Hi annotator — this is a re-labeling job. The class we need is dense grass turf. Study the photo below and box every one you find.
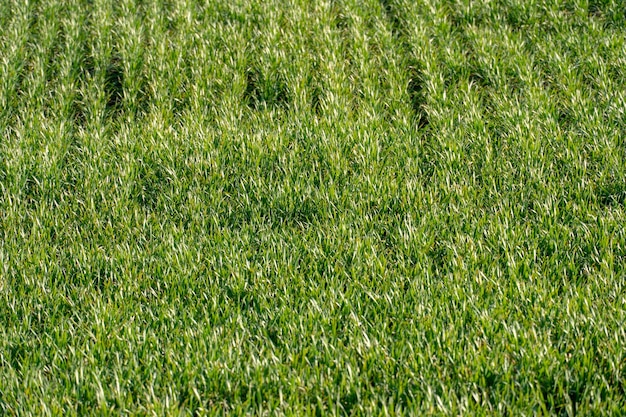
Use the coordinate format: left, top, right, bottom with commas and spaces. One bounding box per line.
1, 0, 626, 414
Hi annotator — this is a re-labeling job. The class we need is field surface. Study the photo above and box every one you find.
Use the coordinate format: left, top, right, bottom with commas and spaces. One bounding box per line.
1, 0, 626, 415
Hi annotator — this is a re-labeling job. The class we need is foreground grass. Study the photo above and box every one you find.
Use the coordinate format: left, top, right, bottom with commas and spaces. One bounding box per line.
1, 0, 625, 414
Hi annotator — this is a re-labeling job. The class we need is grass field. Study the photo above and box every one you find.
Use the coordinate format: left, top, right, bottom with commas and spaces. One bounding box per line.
1, 0, 625, 414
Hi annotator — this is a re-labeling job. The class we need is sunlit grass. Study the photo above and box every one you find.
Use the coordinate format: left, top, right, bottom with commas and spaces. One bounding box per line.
1, 0, 625, 414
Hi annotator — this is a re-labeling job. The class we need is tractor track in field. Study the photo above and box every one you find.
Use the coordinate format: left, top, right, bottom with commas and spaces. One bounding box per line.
378, 0, 429, 129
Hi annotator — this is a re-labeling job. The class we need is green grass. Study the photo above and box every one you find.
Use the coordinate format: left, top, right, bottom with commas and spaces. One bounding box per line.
1, 0, 625, 414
